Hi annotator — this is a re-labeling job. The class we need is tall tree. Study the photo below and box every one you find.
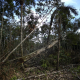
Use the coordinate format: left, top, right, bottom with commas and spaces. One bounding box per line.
47, 0, 61, 44
0, 0, 4, 58
20, 0, 24, 67
50, 3, 78, 70
1, 1, 4, 45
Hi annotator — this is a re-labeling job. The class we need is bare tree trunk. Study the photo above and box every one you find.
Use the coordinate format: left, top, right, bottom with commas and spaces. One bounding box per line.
21, 4, 24, 67
0, 3, 4, 62
56, 17, 61, 70
23, 6, 24, 38
21, 5, 23, 57
0, 4, 4, 45
57, 32, 60, 70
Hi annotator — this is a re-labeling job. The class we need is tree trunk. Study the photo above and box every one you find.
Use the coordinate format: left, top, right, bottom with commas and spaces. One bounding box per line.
57, 33, 60, 70
47, 25, 51, 44
0, 4, 4, 45
56, 17, 61, 70
9, 25, 12, 42
21, 4, 23, 67
0, 3, 4, 62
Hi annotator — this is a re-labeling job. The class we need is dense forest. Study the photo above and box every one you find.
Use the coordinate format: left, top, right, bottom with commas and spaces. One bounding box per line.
0, 0, 80, 80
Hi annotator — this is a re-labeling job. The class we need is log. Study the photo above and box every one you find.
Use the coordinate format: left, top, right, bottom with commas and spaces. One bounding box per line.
8, 40, 58, 62
24, 40, 58, 61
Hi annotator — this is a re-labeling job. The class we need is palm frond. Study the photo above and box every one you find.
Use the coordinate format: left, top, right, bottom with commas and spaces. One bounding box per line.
67, 6, 78, 15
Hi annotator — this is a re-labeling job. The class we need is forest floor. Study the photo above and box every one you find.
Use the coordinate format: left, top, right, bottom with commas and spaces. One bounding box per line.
1, 50, 80, 80
1, 63, 80, 80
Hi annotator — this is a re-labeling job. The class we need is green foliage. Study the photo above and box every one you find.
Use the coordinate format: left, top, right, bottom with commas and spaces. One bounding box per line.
23, 78, 25, 80
0, 0, 79, 68
40, 59, 48, 69
6, 0, 13, 4
59, 50, 71, 65
66, 32, 79, 45
41, 63, 47, 69
50, 2, 78, 33
49, 54, 57, 65
70, 65, 80, 73
40, 54, 57, 69
10, 76, 17, 80
75, 66, 80, 72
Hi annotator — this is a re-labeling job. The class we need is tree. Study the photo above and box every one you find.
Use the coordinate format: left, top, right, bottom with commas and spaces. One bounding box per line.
0, 0, 4, 57
50, 3, 78, 70
20, 0, 24, 67
0, 0, 37, 63
47, 0, 61, 44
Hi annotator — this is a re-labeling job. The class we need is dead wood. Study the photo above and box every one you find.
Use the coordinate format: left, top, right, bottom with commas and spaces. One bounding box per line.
8, 40, 58, 63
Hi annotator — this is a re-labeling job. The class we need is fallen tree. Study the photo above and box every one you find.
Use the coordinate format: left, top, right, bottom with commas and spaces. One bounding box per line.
0, 6, 55, 63
8, 40, 58, 62
24, 40, 58, 61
